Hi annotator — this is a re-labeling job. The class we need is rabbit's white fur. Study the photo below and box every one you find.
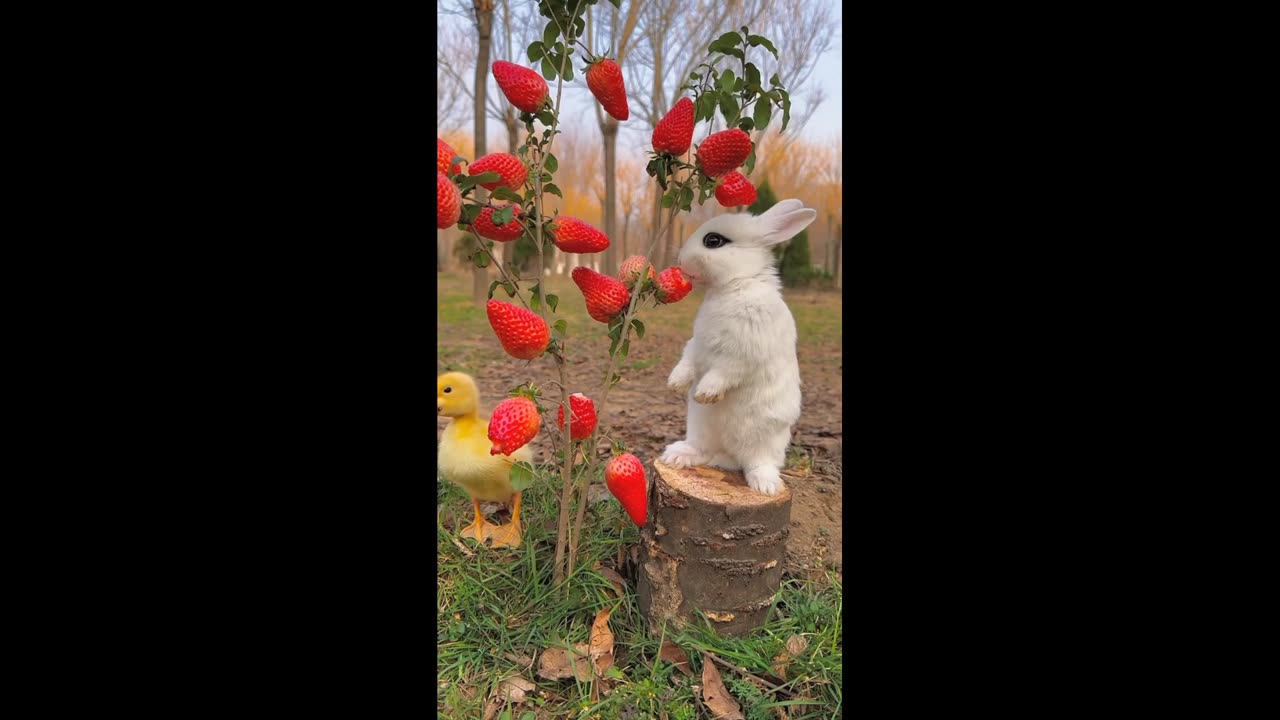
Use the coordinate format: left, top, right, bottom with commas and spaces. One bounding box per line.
660, 199, 818, 495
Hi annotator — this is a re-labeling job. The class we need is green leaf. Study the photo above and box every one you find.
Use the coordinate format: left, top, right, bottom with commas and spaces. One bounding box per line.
460, 204, 483, 224
536, 109, 555, 126
493, 206, 515, 225
463, 171, 501, 189
544, 153, 558, 173
620, 338, 630, 359
770, 72, 781, 86
553, 319, 567, 336
737, 117, 754, 132
747, 34, 779, 59
544, 20, 558, 47
491, 186, 523, 202
473, 251, 490, 269
744, 63, 761, 89
718, 69, 736, 92
530, 294, 541, 312
543, 183, 563, 198
696, 92, 718, 123
744, 143, 758, 175
488, 280, 502, 299
708, 31, 742, 54
690, 71, 701, 80
631, 318, 645, 339
527, 41, 545, 62
503, 281, 517, 297
546, 294, 559, 312
753, 98, 772, 130
679, 185, 694, 211
779, 89, 792, 131
541, 57, 556, 80
607, 0, 620, 7
661, 191, 675, 208
719, 91, 739, 125
563, 62, 573, 82
509, 461, 536, 491
724, 47, 744, 60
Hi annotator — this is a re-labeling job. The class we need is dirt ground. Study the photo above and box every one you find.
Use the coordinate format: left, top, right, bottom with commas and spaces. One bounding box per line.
437, 279, 842, 577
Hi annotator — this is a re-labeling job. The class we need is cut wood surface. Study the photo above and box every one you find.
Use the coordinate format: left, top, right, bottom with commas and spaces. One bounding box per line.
636, 461, 793, 636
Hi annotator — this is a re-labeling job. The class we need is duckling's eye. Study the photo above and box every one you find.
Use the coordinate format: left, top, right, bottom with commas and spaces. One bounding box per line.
703, 233, 731, 249
444, 387, 452, 394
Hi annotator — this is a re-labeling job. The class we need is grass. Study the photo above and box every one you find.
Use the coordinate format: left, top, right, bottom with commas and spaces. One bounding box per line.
437, 472, 842, 719
438, 269, 843, 718
435, 271, 842, 370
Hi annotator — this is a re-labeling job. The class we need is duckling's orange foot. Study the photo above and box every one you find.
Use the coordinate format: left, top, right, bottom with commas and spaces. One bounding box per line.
458, 519, 500, 544
486, 520, 523, 548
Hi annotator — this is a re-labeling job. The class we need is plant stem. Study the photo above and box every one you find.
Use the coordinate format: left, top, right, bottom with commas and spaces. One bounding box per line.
539, 2, 582, 588
565, 202, 681, 572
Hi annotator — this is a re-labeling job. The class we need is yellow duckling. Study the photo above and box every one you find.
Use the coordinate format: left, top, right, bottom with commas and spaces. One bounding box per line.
437, 372, 531, 548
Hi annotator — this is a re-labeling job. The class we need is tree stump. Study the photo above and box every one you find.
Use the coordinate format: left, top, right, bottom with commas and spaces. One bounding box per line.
636, 460, 792, 636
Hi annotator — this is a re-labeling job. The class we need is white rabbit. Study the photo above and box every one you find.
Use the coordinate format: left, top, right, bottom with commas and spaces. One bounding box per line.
660, 199, 818, 495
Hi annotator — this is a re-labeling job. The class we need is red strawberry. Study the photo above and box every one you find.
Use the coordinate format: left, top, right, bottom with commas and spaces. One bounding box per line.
586, 58, 629, 121
617, 255, 655, 289
492, 60, 549, 113
469, 153, 528, 192
438, 138, 463, 175
473, 204, 524, 242
714, 171, 757, 207
555, 393, 598, 441
572, 266, 630, 323
486, 299, 550, 360
437, 173, 461, 229
655, 267, 692, 304
551, 217, 610, 253
652, 98, 694, 155
488, 397, 540, 456
696, 128, 752, 177
605, 453, 647, 527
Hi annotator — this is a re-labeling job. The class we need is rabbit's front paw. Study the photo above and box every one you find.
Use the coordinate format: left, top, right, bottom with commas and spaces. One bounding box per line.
746, 466, 787, 496
668, 364, 696, 395
693, 375, 727, 404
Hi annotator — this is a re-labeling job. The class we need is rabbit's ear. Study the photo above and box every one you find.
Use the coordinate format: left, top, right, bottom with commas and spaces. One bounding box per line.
757, 198, 805, 218
759, 201, 818, 246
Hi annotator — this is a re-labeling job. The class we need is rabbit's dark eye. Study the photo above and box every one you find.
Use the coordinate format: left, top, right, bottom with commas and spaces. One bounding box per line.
444, 387, 452, 394
703, 233, 731, 249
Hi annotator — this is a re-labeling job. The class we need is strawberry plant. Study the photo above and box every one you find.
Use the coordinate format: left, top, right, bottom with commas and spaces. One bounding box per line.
438, 1, 792, 586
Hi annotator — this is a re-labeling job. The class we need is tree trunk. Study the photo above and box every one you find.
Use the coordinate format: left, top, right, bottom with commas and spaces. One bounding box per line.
472, 0, 494, 306
600, 117, 619, 276
636, 461, 792, 637
438, 229, 450, 272
651, 191, 666, 268
621, 213, 631, 258
834, 221, 842, 289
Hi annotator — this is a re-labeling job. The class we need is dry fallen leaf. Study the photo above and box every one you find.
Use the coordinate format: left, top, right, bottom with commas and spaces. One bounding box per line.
659, 640, 693, 676
597, 567, 627, 598
771, 634, 810, 680
589, 608, 615, 675
537, 646, 593, 682
700, 653, 744, 720
496, 675, 535, 703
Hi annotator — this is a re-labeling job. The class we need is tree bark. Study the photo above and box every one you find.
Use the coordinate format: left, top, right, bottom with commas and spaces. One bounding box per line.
472, 0, 494, 306
834, 221, 842, 289
600, 117, 619, 276
636, 461, 792, 637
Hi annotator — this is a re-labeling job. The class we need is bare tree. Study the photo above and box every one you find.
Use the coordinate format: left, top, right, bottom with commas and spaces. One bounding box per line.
583, 1, 642, 277
470, 0, 495, 305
